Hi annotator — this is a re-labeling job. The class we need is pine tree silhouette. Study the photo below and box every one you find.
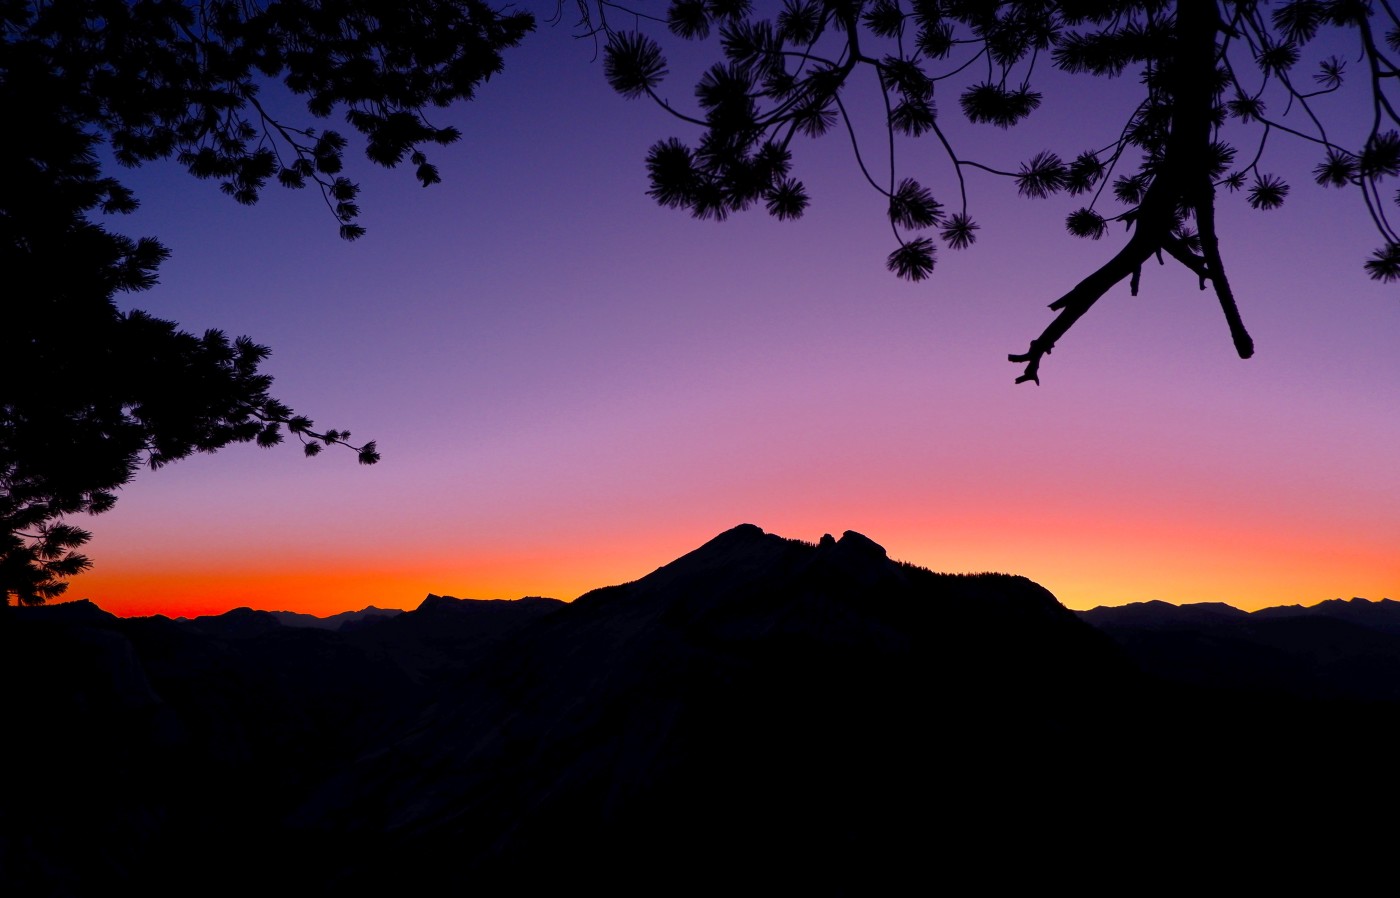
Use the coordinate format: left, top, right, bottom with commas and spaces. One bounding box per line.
1, 0, 533, 603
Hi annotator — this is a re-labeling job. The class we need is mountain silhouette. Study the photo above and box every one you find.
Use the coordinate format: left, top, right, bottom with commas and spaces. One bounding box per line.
1253, 596, 1400, 633
1079, 596, 1400, 703
269, 605, 402, 631
287, 525, 1151, 890
4, 526, 1396, 894
338, 593, 564, 682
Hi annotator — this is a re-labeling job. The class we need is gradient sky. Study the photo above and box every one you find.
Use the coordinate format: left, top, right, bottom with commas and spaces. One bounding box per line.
70, 8, 1399, 617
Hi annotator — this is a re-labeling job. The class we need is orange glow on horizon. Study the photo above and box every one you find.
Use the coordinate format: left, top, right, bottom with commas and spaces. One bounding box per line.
68, 512, 1396, 619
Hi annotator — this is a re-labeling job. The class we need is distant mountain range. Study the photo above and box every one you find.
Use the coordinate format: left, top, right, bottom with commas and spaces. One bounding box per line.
3, 525, 1395, 893
1076, 596, 1400, 704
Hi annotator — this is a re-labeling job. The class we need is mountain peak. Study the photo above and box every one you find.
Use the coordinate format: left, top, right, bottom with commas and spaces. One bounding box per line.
709, 522, 769, 545
834, 529, 887, 559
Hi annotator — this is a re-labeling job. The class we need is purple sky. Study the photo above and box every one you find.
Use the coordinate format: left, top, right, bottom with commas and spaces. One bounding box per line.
76, 9, 1398, 617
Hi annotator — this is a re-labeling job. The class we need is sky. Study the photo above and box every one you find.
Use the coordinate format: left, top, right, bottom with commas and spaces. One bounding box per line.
69, 7, 1399, 618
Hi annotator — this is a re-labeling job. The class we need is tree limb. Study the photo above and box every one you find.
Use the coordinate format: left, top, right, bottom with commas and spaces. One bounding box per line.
1012, 1, 1252, 381
1193, 174, 1255, 358
1008, 223, 1160, 384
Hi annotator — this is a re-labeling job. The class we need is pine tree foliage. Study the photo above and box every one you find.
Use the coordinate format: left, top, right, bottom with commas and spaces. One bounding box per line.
6, 0, 532, 236
586, 0, 1400, 383
1, 0, 531, 604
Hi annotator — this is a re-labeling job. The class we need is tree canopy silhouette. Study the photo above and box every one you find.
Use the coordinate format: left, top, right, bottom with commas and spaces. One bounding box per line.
1, 0, 533, 605
593, 0, 1399, 382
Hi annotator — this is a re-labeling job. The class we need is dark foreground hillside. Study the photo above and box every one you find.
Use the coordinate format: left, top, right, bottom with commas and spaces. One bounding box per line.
3, 526, 1396, 894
